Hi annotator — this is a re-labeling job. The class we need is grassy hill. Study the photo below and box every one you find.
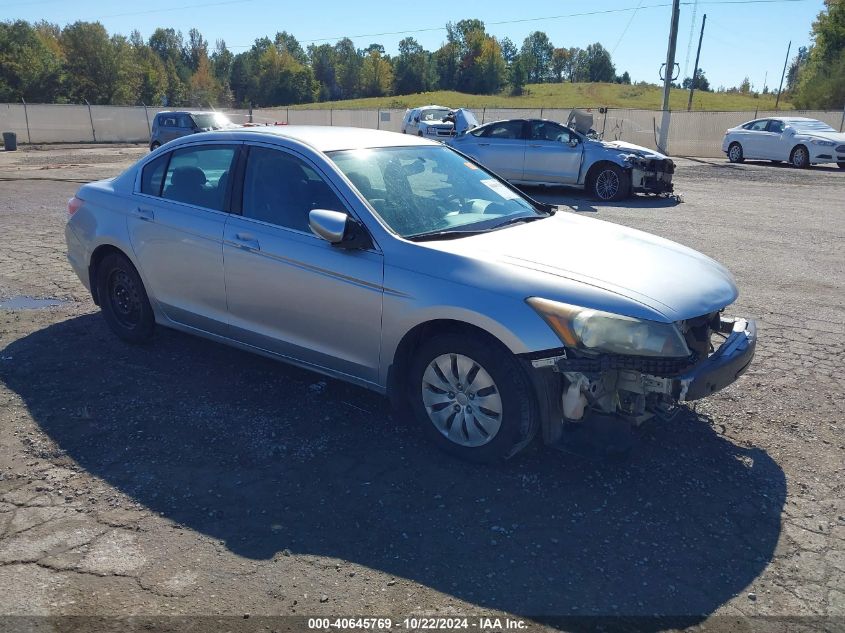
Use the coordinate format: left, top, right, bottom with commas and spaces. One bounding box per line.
293, 82, 791, 111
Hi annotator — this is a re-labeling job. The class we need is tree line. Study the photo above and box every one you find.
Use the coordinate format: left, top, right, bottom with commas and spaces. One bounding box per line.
0, 18, 632, 107
786, 0, 844, 110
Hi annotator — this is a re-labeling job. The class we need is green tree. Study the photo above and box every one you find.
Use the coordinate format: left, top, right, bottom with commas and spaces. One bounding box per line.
61, 22, 127, 103
786, 45, 809, 91
254, 45, 315, 106
520, 31, 554, 82
360, 49, 393, 97
334, 37, 361, 99
794, 0, 845, 109
551, 47, 570, 82
0, 20, 64, 102
393, 37, 430, 94
583, 42, 615, 82
500, 36, 518, 65
682, 69, 710, 91
509, 54, 527, 96
274, 31, 307, 65
308, 43, 339, 101
183, 28, 208, 73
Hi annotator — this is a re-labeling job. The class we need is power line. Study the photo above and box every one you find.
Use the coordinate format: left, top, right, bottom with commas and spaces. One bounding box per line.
612, 0, 647, 54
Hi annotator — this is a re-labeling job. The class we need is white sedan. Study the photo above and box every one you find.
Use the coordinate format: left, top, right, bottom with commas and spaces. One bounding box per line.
722, 117, 845, 169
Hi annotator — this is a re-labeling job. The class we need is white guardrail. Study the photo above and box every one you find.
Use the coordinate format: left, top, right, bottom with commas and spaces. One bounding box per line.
1, 102, 842, 158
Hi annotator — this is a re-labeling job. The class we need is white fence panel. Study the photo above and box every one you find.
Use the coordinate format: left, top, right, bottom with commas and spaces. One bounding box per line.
2, 103, 842, 157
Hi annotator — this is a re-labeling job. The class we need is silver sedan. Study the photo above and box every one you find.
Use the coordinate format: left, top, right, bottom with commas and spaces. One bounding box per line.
447, 118, 675, 201
65, 127, 755, 462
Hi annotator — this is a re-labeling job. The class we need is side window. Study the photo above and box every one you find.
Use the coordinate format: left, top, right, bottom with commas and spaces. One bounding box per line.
767, 120, 784, 134
749, 120, 769, 131
177, 114, 193, 129
140, 153, 169, 196
530, 121, 570, 142
162, 116, 177, 128
242, 147, 346, 232
161, 145, 237, 211
484, 121, 525, 140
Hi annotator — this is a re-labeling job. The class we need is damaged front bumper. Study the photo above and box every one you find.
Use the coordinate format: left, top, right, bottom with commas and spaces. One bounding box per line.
629, 157, 675, 194
522, 315, 757, 446
673, 317, 757, 401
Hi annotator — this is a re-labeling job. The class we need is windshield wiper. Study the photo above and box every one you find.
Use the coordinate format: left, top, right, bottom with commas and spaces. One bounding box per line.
489, 215, 549, 230
407, 228, 490, 242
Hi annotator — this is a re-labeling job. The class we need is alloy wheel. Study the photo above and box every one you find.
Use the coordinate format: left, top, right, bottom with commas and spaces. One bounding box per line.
595, 169, 620, 200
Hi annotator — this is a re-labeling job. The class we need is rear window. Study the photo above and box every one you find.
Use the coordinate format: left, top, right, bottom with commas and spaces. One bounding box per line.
159, 145, 238, 211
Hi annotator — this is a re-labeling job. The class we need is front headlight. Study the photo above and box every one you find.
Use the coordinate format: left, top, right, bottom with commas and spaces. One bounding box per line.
527, 297, 690, 358
810, 139, 835, 146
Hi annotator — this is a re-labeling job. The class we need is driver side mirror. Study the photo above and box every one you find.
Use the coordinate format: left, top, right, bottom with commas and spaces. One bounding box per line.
309, 209, 372, 250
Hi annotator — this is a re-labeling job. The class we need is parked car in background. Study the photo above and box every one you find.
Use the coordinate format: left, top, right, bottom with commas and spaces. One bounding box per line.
723, 117, 845, 169
448, 117, 675, 200
66, 126, 755, 463
401, 105, 455, 137
150, 111, 238, 151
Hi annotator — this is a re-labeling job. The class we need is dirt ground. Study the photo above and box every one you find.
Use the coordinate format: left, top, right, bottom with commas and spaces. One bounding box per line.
0, 144, 843, 632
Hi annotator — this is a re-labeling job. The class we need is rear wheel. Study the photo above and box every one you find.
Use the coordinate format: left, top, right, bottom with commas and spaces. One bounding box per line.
838, 161, 845, 170
727, 142, 744, 163
790, 145, 810, 169
408, 333, 536, 463
96, 253, 155, 344
150, 141, 161, 151
588, 163, 630, 201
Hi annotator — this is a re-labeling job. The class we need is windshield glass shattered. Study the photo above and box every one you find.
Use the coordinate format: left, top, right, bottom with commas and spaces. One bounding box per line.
419, 109, 449, 122
329, 145, 543, 239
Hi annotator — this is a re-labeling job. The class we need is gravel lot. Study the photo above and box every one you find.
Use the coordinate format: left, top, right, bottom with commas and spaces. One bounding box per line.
0, 144, 843, 632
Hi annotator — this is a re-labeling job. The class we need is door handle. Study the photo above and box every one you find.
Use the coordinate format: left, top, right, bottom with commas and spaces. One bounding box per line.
477, 143, 490, 147
233, 232, 260, 251
135, 207, 155, 222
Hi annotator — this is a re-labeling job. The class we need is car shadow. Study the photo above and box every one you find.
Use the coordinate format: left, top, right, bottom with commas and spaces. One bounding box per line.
683, 156, 843, 173
0, 314, 785, 627
521, 185, 683, 213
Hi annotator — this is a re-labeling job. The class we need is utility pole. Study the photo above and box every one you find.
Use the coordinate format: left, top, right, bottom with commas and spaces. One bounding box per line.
686, 14, 707, 111
775, 40, 791, 110
658, 0, 681, 152
661, 0, 681, 112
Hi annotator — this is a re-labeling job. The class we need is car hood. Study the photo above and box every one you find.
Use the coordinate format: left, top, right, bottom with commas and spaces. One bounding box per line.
589, 138, 668, 160
793, 129, 845, 143
429, 213, 737, 322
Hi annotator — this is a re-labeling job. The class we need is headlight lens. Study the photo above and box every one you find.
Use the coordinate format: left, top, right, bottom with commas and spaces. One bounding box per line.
527, 297, 690, 357
811, 139, 835, 146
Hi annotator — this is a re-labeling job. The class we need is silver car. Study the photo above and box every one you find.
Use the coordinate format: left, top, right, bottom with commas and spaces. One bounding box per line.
447, 118, 675, 200
65, 127, 756, 462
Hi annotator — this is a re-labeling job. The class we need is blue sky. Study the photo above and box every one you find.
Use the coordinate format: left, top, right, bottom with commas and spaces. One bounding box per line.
2, 0, 824, 90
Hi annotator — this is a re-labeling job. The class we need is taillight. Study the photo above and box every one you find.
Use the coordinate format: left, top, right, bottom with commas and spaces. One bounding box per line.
67, 195, 83, 218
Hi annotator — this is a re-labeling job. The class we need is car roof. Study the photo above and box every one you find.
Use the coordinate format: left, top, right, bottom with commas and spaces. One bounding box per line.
183, 125, 442, 152
156, 110, 225, 116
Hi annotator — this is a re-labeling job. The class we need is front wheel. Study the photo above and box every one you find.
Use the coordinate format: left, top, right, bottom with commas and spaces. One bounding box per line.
150, 141, 161, 151
588, 163, 630, 201
790, 145, 810, 169
96, 253, 155, 344
408, 333, 536, 463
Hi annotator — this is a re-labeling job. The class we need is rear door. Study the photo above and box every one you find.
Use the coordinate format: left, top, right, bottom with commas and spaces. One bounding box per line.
128, 142, 238, 335
740, 119, 770, 158
522, 120, 582, 184
222, 143, 384, 384
467, 120, 527, 181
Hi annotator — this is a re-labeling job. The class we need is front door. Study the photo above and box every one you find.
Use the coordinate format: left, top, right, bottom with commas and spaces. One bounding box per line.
522, 120, 582, 184
223, 144, 384, 384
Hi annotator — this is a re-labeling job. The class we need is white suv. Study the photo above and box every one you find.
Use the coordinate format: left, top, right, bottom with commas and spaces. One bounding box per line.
401, 105, 454, 137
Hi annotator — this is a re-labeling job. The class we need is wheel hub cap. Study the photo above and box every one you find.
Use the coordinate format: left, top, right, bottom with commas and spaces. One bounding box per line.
421, 353, 502, 448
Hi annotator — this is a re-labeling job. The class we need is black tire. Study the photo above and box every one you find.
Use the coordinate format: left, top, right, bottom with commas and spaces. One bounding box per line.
587, 163, 631, 201
727, 142, 744, 163
790, 145, 809, 169
407, 332, 536, 463
418, 131, 423, 137
837, 161, 845, 170
96, 253, 155, 344
150, 141, 161, 151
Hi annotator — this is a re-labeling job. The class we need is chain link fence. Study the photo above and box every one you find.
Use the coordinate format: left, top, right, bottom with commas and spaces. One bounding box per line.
2, 102, 843, 158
